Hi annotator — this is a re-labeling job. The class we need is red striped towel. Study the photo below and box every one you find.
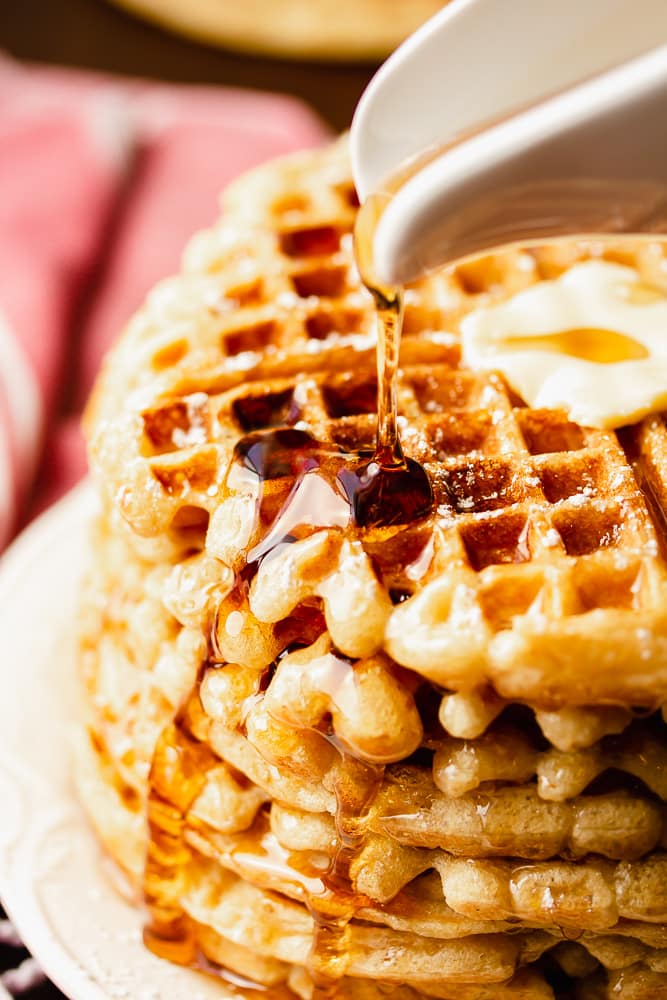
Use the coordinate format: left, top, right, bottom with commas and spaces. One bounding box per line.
0, 55, 329, 548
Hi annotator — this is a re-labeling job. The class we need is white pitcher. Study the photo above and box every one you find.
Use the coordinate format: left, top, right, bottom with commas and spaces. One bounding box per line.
351, 0, 667, 285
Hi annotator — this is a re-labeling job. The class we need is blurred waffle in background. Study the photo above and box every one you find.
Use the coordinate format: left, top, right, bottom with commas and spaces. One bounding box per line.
105, 0, 449, 60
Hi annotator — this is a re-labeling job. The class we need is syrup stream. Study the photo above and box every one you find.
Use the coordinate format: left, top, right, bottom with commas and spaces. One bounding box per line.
374, 287, 405, 467
354, 190, 406, 468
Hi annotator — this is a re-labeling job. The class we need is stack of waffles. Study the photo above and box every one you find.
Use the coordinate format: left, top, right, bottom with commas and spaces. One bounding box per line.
78, 139, 667, 999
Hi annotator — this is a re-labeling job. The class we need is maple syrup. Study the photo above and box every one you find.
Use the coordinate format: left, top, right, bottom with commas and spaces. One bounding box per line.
306, 751, 385, 997
230, 422, 432, 570
143, 722, 216, 968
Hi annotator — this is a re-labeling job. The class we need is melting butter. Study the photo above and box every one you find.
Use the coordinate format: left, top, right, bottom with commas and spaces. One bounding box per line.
497, 327, 649, 364
461, 260, 667, 428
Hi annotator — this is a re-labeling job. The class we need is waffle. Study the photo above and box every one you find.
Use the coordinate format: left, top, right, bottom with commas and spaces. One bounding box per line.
79, 139, 667, 999
430, 721, 667, 800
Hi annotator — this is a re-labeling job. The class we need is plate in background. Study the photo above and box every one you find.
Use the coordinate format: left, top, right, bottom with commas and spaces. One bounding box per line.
106, 0, 447, 60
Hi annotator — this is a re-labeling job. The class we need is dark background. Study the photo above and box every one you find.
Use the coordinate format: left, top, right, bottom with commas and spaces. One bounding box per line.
0, 0, 378, 131
0, 3, 376, 996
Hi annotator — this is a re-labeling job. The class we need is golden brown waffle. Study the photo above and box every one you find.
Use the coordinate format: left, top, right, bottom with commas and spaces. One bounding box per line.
72, 713, 667, 998
80, 139, 667, 999
186, 813, 667, 933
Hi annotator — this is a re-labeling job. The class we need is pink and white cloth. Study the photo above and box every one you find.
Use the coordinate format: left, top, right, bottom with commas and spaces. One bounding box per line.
0, 55, 329, 551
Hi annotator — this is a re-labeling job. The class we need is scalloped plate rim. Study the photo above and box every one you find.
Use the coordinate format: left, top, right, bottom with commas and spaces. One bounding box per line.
0, 483, 228, 1000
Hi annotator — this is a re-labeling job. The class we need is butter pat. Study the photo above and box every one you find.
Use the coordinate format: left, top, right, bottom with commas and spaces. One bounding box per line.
461, 260, 667, 428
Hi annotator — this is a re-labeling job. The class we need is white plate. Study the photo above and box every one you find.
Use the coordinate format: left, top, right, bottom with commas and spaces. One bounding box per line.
0, 483, 228, 1000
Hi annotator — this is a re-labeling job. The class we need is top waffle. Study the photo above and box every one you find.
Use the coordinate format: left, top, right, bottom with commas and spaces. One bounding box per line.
86, 138, 667, 711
